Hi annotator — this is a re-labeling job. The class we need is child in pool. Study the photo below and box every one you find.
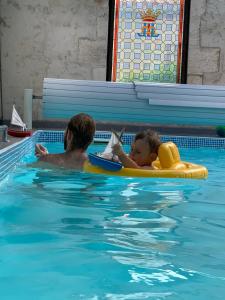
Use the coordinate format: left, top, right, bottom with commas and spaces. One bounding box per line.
112, 129, 161, 169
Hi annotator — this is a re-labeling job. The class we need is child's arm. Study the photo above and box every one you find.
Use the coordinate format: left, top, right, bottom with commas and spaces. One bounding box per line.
35, 144, 48, 157
112, 144, 139, 168
35, 144, 62, 165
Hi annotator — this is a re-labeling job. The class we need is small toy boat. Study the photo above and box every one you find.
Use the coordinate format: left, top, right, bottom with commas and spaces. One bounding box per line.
87, 129, 124, 171
7, 128, 32, 137
88, 153, 122, 171
7, 105, 32, 138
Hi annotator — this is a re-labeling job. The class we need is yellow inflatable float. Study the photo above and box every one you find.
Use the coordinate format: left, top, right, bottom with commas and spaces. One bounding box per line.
84, 142, 208, 179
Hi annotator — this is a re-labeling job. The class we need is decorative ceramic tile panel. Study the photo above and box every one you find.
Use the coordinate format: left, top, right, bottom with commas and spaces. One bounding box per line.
112, 0, 185, 83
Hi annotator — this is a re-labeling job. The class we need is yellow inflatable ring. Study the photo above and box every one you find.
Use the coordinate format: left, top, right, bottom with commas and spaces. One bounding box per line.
84, 142, 208, 179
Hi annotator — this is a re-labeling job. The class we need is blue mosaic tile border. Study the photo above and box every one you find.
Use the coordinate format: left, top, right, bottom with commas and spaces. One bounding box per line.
37, 130, 64, 143
0, 130, 225, 182
36, 130, 225, 149
0, 134, 36, 182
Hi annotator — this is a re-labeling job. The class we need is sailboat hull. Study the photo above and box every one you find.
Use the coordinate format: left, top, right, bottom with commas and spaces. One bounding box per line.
8, 128, 32, 137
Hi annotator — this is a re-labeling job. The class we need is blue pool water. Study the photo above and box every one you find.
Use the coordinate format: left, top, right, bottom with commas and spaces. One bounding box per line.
0, 143, 225, 300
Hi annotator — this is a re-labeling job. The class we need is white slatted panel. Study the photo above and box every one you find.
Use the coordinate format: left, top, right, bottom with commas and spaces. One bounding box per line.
42, 78, 225, 126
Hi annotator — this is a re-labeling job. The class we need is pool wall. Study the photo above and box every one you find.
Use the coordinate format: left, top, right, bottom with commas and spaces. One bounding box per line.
0, 134, 36, 182
0, 130, 225, 182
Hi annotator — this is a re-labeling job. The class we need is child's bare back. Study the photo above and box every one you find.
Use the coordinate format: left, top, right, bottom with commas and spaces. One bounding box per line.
35, 113, 95, 170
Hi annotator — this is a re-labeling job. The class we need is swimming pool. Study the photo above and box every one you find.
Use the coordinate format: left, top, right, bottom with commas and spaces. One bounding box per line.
0, 131, 225, 299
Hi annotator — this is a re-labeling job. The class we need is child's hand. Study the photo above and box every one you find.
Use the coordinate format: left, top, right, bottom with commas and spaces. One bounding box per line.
112, 143, 124, 156
35, 144, 48, 157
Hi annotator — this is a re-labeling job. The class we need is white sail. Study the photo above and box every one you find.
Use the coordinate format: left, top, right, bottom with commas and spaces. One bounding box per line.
101, 132, 120, 157
11, 105, 26, 130
98, 130, 124, 160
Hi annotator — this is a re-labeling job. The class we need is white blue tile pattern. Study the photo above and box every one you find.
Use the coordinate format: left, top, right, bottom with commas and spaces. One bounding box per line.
0, 130, 225, 182
36, 130, 225, 148
37, 130, 65, 143
0, 134, 36, 182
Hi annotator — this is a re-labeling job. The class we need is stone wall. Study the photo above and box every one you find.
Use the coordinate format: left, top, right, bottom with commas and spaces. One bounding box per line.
1, 0, 225, 122
0, 0, 108, 120
187, 0, 225, 85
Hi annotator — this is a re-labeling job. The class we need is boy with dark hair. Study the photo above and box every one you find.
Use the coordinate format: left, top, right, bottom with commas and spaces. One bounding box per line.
35, 113, 95, 170
64, 113, 96, 151
112, 129, 161, 169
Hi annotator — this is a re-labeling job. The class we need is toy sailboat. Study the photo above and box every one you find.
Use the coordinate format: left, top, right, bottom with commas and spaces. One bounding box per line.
98, 130, 124, 160
8, 105, 32, 137
88, 129, 124, 171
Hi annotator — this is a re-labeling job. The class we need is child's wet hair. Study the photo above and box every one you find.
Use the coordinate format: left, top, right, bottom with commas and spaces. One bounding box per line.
65, 113, 96, 150
134, 129, 161, 154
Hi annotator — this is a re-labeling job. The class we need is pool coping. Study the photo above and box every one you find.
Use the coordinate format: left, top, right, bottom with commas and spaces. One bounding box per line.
0, 130, 225, 182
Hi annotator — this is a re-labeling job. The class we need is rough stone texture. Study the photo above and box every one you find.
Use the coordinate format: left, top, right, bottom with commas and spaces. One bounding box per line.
78, 39, 107, 64
188, 16, 201, 48
93, 67, 106, 80
188, 0, 206, 47
200, 0, 225, 48
1, 0, 225, 122
188, 0, 225, 85
187, 74, 203, 85
0, 0, 108, 120
188, 47, 220, 73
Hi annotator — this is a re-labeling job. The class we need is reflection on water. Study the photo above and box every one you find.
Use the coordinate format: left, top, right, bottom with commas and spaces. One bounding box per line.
105, 291, 173, 299
1, 146, 225, 299
7, 165, 193, 288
